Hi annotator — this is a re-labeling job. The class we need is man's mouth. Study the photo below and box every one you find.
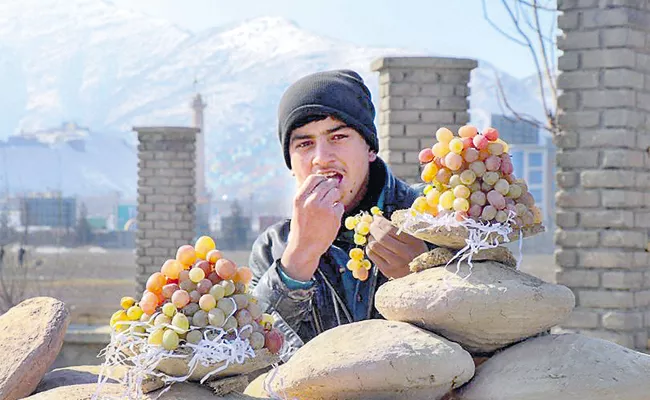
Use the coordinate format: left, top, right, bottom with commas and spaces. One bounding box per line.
320, 171, 344, 184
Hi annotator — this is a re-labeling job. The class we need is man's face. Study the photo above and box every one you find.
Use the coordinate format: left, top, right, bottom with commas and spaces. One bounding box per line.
289, 116, 377, 211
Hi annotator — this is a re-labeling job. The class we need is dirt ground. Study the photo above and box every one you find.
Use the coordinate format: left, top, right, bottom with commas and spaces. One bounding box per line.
4, 246, 555, 324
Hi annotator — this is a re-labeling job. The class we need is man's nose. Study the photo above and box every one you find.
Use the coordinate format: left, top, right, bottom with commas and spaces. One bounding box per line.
312, 141, 335, 166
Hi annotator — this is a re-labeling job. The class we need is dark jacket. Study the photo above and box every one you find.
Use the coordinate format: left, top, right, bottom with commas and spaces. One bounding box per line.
248, 158, 423, 356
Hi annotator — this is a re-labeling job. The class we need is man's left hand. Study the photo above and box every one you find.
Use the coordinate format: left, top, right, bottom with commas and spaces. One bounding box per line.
366, 215, 428, 279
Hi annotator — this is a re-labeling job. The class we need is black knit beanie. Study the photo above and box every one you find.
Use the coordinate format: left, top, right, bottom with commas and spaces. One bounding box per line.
277, 69, 378, 169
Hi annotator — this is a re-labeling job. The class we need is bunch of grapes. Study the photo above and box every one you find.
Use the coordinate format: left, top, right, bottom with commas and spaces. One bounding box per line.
343, 206, 382, 281
412, 125, 543, 229
109, 236, 284, 355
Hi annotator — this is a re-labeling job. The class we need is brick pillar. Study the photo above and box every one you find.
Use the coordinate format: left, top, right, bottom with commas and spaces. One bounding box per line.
134, 126, 198, 294
555, 0, 650, 351
371, 57, 477, 183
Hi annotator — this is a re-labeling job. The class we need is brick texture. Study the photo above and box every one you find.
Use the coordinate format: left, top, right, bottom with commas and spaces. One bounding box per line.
372, 57, 477, 183
134, 127, 198, 294
555, 1, 650, 352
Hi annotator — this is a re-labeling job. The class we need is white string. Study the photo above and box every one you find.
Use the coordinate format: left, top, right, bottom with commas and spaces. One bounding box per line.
92, 316, 257, 400
400, 210, 516, 278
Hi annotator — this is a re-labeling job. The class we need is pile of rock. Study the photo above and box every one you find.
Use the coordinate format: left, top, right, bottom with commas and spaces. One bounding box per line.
256, 244, 650, 399
0, 297, 262, 400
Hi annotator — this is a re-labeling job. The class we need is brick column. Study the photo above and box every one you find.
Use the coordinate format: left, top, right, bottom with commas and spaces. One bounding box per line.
134, 126, 198, 294
371, 57, 477, 183
555, 0, 650, 351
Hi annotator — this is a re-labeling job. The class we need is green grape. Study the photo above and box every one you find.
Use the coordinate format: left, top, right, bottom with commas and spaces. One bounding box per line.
208, 308, 226, 327
162, 329, 180, 351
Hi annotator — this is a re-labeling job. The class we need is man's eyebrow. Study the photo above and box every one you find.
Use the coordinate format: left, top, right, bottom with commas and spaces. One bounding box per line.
290, 124, 349, 144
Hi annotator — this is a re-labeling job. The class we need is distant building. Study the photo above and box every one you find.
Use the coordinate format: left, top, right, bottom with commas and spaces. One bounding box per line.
116, 204, 137, 231
20, 194, 76, 228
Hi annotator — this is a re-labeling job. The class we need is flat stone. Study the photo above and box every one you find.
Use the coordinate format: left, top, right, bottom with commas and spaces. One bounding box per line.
270, 319, 475, 400
391, 209, 545, 249
206, 375, 249, 396
0, 297, 70, 400
25, 382, 259, 399
33, 365, 163, 394
155, 347, 279, 382
457, 333, 650, 400
375, 261, 575, 354
243, 372, 269, 398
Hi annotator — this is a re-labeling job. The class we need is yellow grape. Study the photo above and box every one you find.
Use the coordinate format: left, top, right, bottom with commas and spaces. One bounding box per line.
425, 204, 439, 216
172, 313, 190, 332
426, 188, 440, 207
453, 198, 470, 212
439, 191, 455, 210
420, 162, 439, 183
448, 138, 464, 154
459, 170, 476, 185
349, 248, 364, 261
412, 196, 428, 213
189, 268, 205, 283
260, 313, 274, 330
453, 185, 470, 199
355, 221, 370, 235
360, 214, 373, 224
194, 236, 216, 260
148, 328, 164, 346
162, 303, 177, 318
361, 259, 372, 270
432, 142, 450, 158
423, 185, 433, 195
436, 127, 454, 143
120, 297, 136, 310
344, 216, 358, 230
154, 314, 171, 327
126, 305, 144, 321
347, 259, 362, 271
110, 310, 128, 328
371, 206, 382, 215
354, 234, 367, 246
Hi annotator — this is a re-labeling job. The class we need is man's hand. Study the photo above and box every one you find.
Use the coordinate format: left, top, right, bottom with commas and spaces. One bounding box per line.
366, 215, 428, 279
281, 175, 344, 281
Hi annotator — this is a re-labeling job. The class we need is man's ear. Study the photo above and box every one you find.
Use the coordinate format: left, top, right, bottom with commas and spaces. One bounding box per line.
368, 150, 377, 162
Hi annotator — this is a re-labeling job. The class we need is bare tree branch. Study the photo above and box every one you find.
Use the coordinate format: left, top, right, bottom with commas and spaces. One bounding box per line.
532, 0, 559, 125
493, 70, 548, 131
517, 0, 557, 11
484, 0, 559, 135
482, 0, 528, 47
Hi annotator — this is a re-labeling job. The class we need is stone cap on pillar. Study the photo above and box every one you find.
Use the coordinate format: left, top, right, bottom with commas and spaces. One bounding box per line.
371, 56, 478, 71
133, 126, 200, 135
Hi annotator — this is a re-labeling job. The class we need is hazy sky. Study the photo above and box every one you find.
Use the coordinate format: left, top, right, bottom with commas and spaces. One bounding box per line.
110, 0, 558, 79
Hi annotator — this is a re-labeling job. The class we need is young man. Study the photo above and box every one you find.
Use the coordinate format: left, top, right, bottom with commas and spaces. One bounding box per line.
249, 69, 429, 354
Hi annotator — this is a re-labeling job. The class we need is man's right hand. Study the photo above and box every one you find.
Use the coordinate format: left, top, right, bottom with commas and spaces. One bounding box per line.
281, 174, 344, 282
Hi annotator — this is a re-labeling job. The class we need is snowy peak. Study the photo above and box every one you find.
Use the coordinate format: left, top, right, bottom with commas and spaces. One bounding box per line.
0, 1, 546, 200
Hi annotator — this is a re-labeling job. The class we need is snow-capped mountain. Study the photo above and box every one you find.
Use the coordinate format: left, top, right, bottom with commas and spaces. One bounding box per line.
0, 0, 547, 201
